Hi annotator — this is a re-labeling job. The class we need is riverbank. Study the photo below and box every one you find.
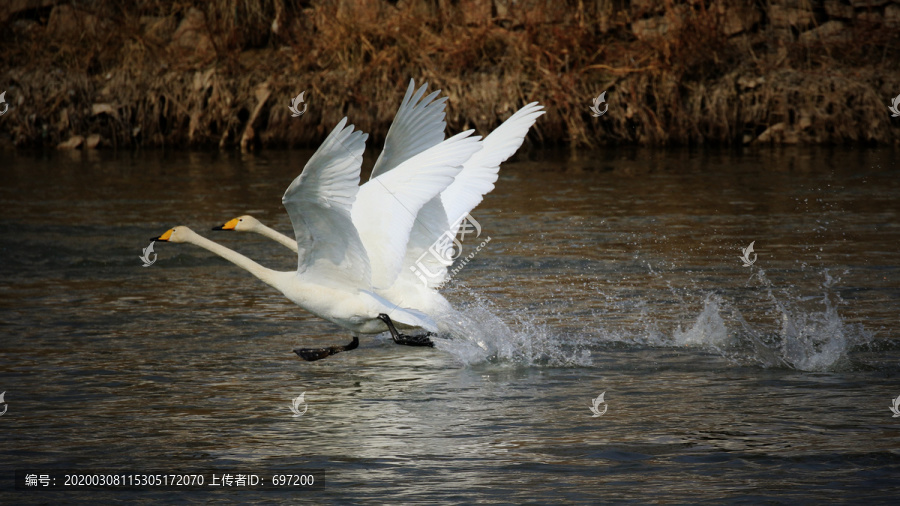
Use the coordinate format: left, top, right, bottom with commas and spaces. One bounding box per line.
2, 0, 899, 149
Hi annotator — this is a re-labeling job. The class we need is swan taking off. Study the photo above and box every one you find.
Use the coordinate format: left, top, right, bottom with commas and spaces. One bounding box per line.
215, 80, 545, 326
160, 80, 543, 361
155, 113, 482, 360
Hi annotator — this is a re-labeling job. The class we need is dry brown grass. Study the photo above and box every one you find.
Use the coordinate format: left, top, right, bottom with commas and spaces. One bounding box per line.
1, 0, 899, 149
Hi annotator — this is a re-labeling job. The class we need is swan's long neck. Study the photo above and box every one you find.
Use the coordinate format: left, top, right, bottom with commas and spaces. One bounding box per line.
252, 223, 298, 253
184, 231, 282, 288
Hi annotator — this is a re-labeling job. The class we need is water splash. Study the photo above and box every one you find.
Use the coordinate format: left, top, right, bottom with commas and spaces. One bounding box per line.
434, 285, 593, 367
733, 268, 873, 371
664, 269, 873, 371
673, 293, 731, 348
578, 258, 873, 372
420, 257, 871, 372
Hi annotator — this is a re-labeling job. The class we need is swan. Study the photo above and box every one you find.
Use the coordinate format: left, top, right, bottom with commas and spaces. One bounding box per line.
215, 81, 545, 319
155, 116, 482, 360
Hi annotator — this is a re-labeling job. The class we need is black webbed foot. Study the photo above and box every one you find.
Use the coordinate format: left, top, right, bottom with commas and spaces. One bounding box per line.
392, 332, 435, 347
377, 313, 435, 348
293, 336, 359, 361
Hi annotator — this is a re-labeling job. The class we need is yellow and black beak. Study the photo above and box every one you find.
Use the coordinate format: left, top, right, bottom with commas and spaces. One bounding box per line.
212, 218, 239, 231
154, 229, 174, 242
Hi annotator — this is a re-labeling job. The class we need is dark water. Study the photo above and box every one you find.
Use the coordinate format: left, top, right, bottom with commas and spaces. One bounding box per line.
1, 147, 899, 503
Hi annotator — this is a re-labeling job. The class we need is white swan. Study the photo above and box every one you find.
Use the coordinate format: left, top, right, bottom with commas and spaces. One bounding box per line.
156, 115, 482, 360
216, 81, 545, 319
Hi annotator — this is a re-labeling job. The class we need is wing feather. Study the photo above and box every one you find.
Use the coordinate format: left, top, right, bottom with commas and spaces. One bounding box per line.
282, 118, 372, 287
353, 130, 482, 289
442, 102, 544, 229
370, 79, 448, 179
399, 103, 544, 288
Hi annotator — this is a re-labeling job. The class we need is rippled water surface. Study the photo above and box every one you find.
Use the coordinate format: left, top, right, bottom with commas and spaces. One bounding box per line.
2, 147, 899, 502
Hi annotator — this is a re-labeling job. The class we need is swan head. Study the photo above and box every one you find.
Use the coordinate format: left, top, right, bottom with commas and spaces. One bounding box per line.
212, 215, 260, 232
154, 226, 194, 243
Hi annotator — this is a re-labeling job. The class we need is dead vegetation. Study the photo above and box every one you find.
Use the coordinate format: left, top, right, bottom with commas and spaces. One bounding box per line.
1, 0, 899, 149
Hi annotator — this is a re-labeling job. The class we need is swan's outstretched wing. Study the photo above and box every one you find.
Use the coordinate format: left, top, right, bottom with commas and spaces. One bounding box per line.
370, 79, 448, 180
442, 102, 544, 230
353, 130, 482, 289
282, 118, 372, 288
401, 103, 544, 289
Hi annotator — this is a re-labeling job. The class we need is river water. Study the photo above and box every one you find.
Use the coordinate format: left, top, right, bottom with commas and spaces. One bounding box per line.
1, 147, 899, 502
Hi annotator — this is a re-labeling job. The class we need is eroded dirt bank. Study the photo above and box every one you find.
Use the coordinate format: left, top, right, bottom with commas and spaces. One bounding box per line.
1, 0, 899, 150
